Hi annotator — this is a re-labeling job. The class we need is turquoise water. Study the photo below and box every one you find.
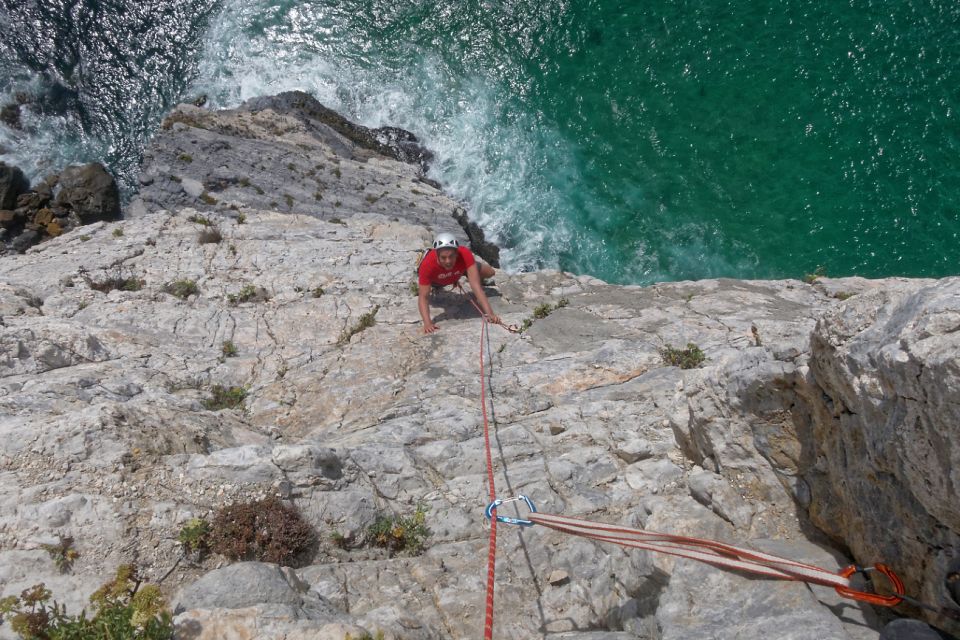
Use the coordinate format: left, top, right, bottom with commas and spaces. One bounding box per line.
2, 0, 959, 283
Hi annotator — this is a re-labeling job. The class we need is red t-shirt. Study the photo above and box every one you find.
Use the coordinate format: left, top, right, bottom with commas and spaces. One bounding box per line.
418, 246, 476, 286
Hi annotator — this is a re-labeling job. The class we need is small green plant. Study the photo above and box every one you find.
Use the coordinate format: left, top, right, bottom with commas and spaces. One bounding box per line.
177, 153, 193, 163
520, 298, 569, 331
112, 227, 124, 238
202, 385, 247, 411
221, 340, 238, 357
311, 286, 324, 298
79, 234, 91, 242
286, 162, 296, 171
199, 192, 218, 206
197, 227, 222, 244
178, 518, 211, 554
833, 291, 854, 300
330, 532, 350, 550
345, 631, 385, 640
208, 497, 316, 565
313, 191, 323, 201
334, 200, 342, 207
408, 281, 419, 296
187, 214, 212, 226
366, 505, 430, 555
227, 284, 267, 305
661, 342, 707, 369
169, 175, 182, 183
329, 217, 344, 225
803, 265, 827, 284
0, 565, 173, 639
89, 275, 144, 293
236, 213, 246, 224
337, 305, 380, 346
41, 536, 79, 573
228, 244, 237, 255
163, 279, 199, 299
284, 194, 294, 209
332, 167, 341, 179
254, 185, 265, 195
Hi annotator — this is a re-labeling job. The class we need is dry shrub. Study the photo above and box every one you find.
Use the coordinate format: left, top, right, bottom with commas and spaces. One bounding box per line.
208, 497, 316, 566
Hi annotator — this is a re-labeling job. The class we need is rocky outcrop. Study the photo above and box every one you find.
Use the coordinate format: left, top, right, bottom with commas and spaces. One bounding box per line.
0, 162, 121, 254
1, 95, 958, 640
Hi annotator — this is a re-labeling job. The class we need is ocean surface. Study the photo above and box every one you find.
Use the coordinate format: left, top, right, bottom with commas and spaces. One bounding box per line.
2, 0, 959, 284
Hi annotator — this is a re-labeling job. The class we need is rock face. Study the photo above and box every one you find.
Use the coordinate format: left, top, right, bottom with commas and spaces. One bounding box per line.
0, 162, 29, 209
55, 163, 122, 224
1, 95, 958, 640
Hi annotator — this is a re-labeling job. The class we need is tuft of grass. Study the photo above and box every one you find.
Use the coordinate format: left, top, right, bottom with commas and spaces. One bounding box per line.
337, 305, 379, 346
366, 505, 430, 556
89, 275, 144, 293
313, 191, 323, 201
408, 281, 419, 296
187, 214, 212, 226
208, 497, 316, 565
329, 217, 345, 225
163, 279, 199, 300
312, 287, 324, 298
41, 536, 79, 573
203, 385, 247, 411
660, 343, 707, 370
254, 185, 265, 195
803, 265, 827, 284
332, 167, 341, 179
169, 174, 182, 183
177, 153, 193, 163
236, 213, 246, 224
284, 194, 294, 209
833, 291, 854, 300
221, 340, 238, 358
227, 284, 268, 305
112, 227, 124, 238
79, 234, 91, 242
199, 192, 218, 206
521, 298, 569, 331
197, 227, 222, 244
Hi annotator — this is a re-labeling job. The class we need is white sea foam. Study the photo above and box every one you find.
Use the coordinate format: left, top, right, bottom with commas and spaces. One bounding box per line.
189, 0, 578, 274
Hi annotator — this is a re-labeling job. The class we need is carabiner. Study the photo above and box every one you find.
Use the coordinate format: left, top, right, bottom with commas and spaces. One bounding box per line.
485, 495, 537, 527
835, 564, 905, 607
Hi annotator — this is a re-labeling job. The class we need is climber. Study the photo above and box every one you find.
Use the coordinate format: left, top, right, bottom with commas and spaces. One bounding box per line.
417, 233, 499, 334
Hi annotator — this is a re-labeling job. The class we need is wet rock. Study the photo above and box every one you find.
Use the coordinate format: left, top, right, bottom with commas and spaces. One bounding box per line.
55, 163, 121, 223
0, 161, 30, 209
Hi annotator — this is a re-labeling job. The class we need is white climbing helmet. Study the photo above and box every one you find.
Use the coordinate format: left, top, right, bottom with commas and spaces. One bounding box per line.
433, 233, 460, 251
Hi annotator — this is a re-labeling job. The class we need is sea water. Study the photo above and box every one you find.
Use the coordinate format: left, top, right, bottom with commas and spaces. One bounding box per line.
2, 0, 958, 283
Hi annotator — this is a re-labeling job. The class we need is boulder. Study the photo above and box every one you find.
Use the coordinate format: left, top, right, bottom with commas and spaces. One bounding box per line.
0, 161, 29, 209
55, 163, 120, 223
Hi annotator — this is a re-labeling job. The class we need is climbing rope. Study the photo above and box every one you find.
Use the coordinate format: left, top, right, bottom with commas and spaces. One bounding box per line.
477, 313, 499, 640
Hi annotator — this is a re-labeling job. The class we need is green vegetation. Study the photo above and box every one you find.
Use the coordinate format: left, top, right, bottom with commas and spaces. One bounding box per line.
236, 213, 246, 224
178, 518, 211, 555
833, 291, 854, 300
162, 279, 199, 300
337, 305, 379, 346
284, 194, 294, 209
41, 536, 79, 573
803, 265, 827, 284
202, 385, 247, 411
329, 217, 345, 225
332, 167, 341, 179
208, 497, 316, 565
79, 234, 91, 242
89, 275, 144, 293
313, 191, 323, 201
199, 192, 218, 206
311, 287, 324, 298
254, 185, 265, 195
221, 340, 238, 358
112, 227, 124, 238
227, 284, 267, 305
345, 632, 385, 640
661, 343, 707, 369
519, 298, 569, 332
177, 153, 193, 163
0, 565, 173, 640
197, 227, 222, 245
187, 214, 212, 226
366, 505, 430, 555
